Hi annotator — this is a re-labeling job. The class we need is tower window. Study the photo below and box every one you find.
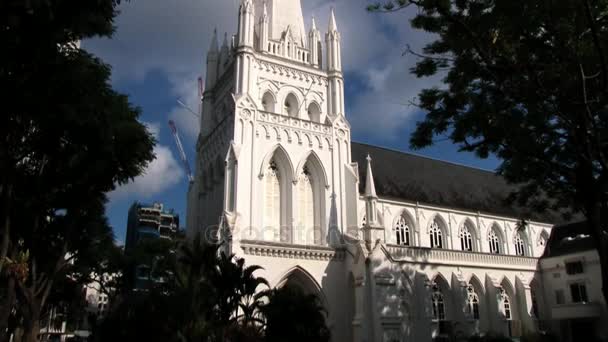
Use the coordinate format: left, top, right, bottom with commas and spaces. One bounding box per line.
284, 93, 298, 117
264, 161, 281, 241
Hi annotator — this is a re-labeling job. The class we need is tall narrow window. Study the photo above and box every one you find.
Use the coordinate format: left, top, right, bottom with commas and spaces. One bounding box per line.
466, 284, 480, 320
296, 166, 314, 245
460, 225, 473, 251
514, 232, 526, 256
395, 216, 411, 246
264, 161, 280, 241
284, 93, 298, 117
226, 160, 236, 212
430, 220, 444, 249
307, 102, 321, 122
500, 287, 512, 320
262, 92, 275, 112
432, 284, 446, 321
489, 229, 501, 254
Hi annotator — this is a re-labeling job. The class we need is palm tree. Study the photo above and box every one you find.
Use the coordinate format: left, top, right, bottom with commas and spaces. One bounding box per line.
210, 252, 269, 339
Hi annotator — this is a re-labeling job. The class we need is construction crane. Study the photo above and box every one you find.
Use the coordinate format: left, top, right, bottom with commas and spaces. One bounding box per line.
168, 120, 194, 183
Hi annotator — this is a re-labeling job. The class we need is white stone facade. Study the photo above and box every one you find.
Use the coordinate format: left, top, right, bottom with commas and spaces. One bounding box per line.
186, 1, 605, 341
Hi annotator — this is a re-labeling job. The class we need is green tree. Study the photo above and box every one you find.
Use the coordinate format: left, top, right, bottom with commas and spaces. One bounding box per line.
0, 0, 155, 340
260, 286, 330, 342
368, 0, 608, 301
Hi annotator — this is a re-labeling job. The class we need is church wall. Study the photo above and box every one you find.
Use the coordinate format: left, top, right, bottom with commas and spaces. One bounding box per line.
357, 197, 552, 259
367, 246, 543, 341
232, 241, 350, 342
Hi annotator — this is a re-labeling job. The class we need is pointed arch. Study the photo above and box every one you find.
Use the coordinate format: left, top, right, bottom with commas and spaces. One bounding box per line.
428, 214, 449, 249
275, 266, 328, 309
488, 223, 506, 254
294, 151, 327, 245
393, 209, 417, 246
466, 275, 484, 320
283, 92, 299, 117
430, 272, 450, 321
307, 101, 322, 122
459, 218, 478, 251
431, 272, 451, 290
294, 150, 329, 188
258, 144, 294, 181
499, 276, 515, 295
499, 277, 516, 320
467, 274, 485, 295
513, 229, 529, 256
538, 229, 549, 251
259, 145, 294, 242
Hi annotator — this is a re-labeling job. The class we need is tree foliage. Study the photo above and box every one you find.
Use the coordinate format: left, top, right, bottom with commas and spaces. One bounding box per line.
95, 236, 330, 342
369, 0, 608, 301
0, 0, 155, 341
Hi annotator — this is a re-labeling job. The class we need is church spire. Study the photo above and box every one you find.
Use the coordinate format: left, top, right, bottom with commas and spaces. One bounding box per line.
328, 7, 338, 32
364, 154, 379, 227
308, 16, 321, 68
238, 0, 255, 47
325, 7, 343, 115
364, 154, 377, 199
205, 28, 219, 91
209, 28, 219, 54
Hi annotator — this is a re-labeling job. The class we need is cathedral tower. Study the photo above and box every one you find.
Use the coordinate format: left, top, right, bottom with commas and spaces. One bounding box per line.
187, 2, 356, 340
189, 0, 352, 246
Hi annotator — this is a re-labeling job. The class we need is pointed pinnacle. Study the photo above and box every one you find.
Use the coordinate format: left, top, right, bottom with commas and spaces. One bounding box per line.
329, 7, 338, 32
209, 28, 219, 52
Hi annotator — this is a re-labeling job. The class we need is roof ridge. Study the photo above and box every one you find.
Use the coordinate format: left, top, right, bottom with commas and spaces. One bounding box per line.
351, 141, 498, 174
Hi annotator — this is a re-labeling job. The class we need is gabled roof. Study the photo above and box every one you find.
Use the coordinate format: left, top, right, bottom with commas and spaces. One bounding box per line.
351, 142, 560, 223
542, 221, 595, 258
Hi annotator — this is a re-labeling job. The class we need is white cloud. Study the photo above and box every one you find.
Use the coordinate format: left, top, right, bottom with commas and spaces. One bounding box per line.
85, 0, 438, 143
109, 123, 184, 200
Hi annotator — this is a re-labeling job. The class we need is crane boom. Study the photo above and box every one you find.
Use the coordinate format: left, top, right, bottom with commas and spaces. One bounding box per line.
168, 120, 194, 183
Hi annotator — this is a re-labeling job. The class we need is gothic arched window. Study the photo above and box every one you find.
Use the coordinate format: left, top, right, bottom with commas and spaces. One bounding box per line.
296, 166, 314, 245
284, 93, 298, 117
263, 161, 281, 241
395, 216, 411, 246
514, 232, 526, 256
262, 91, 275, 113
499, 287, 512, 320
307, 102, 321, 122
538, 230, 549, 247
431, 284, 446, 321
488, 228, 502, 254
466, 284, 480, 320
429, 220, 444, 249
460, 225, 474, 251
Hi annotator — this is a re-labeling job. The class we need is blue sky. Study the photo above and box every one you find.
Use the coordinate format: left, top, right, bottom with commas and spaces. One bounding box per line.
84, 0, 499, 245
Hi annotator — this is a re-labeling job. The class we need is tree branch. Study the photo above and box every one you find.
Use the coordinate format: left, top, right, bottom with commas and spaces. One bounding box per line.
582, 0, 608, 91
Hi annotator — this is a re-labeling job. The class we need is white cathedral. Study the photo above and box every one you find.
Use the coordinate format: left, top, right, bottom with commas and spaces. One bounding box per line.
186, 1, 607, 341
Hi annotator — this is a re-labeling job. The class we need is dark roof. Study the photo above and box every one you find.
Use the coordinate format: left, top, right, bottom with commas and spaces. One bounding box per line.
351, 142, 560, 223
542, 221, 595, 258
